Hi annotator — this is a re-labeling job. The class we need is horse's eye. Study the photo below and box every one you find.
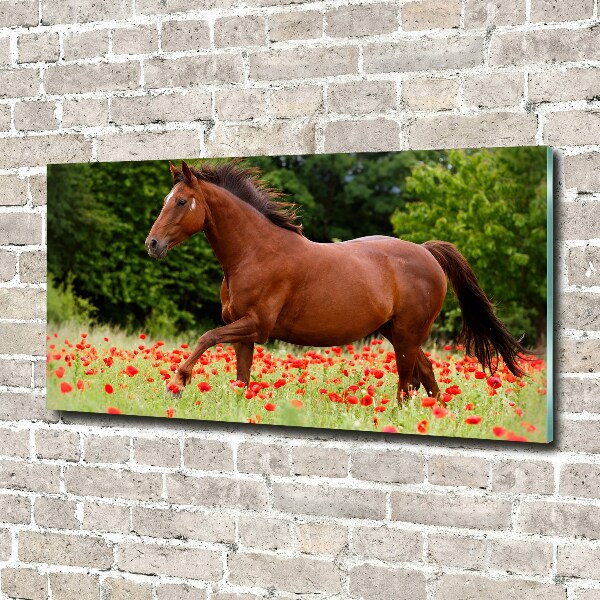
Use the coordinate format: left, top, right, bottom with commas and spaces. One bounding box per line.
177, 199, 187, 206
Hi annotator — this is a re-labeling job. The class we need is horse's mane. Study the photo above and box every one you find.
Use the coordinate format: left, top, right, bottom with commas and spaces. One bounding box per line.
173, 159, 303, 236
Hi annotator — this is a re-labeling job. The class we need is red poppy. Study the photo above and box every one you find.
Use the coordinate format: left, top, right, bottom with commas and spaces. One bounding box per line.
421, 397, 436, 408
360, 395, 373, 407
55, 366, 65, 378
107, 406, 121, 414
291, 399, 304, 409
474, 371, 486, 379
166, 407, 174, 418
167, 382, 179, 394
347, 395, 359, 405
465, 415, 482, 425
432, 405, 448, 419
417, 420, 428, 434
197, 382, 212, 392
487, 376, 502, 389
373, 369, 385, 379
59, 381, 73, 394
492, 426, 506, 437
76, 379, 84, 391
139, 333, 146, 339
464, 403, 474, 411
264, 403, 276, 411
506, 431, 528, 442
382, 425, 398, 433
104, 384, 114, 394
445, 385, 462, 395
125, 365, 139, 377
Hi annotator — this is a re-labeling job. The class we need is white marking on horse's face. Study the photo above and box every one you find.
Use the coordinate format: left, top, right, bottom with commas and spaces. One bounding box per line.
164, 189, 175, 207
191, 198, 196, 212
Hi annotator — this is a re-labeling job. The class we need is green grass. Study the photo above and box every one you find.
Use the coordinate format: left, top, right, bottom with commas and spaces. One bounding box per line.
46, 323, 549, 443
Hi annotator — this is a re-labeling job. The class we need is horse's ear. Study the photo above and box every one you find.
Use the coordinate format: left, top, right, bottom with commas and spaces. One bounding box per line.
169, 161, 177, 182
181, 160, 196, 185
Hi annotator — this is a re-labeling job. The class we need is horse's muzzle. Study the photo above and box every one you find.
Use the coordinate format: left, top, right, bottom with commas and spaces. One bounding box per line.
145, 236, 168, 259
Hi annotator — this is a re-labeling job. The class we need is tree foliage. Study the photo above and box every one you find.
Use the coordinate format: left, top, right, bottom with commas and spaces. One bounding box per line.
391, 147, 547, 346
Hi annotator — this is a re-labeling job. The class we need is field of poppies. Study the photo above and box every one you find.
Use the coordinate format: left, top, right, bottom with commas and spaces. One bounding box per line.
46, 326, 548, 442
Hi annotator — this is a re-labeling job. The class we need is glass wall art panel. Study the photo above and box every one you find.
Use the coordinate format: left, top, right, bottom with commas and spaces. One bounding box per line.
47, 146, 553, 442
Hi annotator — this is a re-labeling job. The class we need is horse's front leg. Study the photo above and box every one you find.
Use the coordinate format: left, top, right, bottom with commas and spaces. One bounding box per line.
234, 342, 254, 385
168, 314, 263, 397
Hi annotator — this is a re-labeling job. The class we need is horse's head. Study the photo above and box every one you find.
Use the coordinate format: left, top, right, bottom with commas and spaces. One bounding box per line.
145, 160, 206, 259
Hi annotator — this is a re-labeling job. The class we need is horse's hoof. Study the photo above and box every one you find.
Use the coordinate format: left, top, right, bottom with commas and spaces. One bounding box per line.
165, 386, 183, 400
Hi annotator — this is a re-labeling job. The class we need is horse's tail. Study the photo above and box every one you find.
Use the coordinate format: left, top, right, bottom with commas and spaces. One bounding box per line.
423, 240, 528, 377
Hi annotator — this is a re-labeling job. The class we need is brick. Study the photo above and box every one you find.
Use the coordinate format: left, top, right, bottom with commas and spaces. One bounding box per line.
157, 584, 207, 600
84, 434, 130, 464
327, 4, 398, 37
577, 592, 600, 600
429, 455, 489, 488
269, 10, 322, 42
558, 201, 600, 241
463, 73, 523, 109
0, 392, 56, 422
565, 154, 600, 193
132, 507, 235, 543
292, 446, 347, 478
296, 522, 347, 556
216, 89, 267, 121
0, 134, 92, 169
351, 449, 424, 484
557, 543, 600, 579
0, 104, 10, 130
237, 442, 290, 475
0, 250, 17, 281
144, 54, 243, 88
96, 130, 200, 163
44, 62, 141, 95
229, 552, 342, 594
402, 0, 460, 30
167, 473, 268, 509
0, 529, 11, 560
0, 0, 39, 28
212, 594, 260, 600
102, 579, 152, 600
0, 428, 30, 457
435, 573, 565, 600
0, 287, 45, 319
0, 36, 10, 66
239, 516, 292, 551
0, 459, 59, 493
83, 502, 130, 533
402, 78, 457, 110
558, 339, 600, 374
409, 112, 537, 149
0, 324, 43, 359
49, 574, 100, 600
17, 31, 59, 63
391, 491, 512, 530
208, 121, 314, 156
0, 175, 28, 206
249, 46, 358, 81
183, 438, 234, 471
112, 25, 158, 55
489, 538, 554, 575
545, 111, 600, 146
136, 0, 237, 14
118, 543, 222, 580
328, 80, 396, 114
492, 459, 554, 494
349, 564, 425, 600
134, 437, 180, 467
62, 98, 109, 128
273, 482, 386, 519
34, 496, 79, 529
0, 494, 31, 524
0, 359, 31, 388
364, 37, 484, 74
519, 500, 600, 539
559, 377, 600, 413
1, 568, 47, 600
559, 293, 600, 330
161, 19, 210, 52
28, 175, 45, 206
41, 0, 133, 24
490, 28, 600, 67
33, 361, 45, 388
270, 86, 322, 118
324, 118, 400, 153
0, 68, 39, 99
19, 251, 46, 283
353, 526, 422, 562
63, 30, 108, 60
428, 533, 486, 569
15, 99, 58, 131
561, 463, 600, 499
111, 90, 211, 125
530, 68, 600, 104
64, 465, 163, 501
531, 0, 593, 22
0, 212, 43, 246
465, 0, 525, 27
35, 429, 80, 461
215, 15, 265, 48
19, 531, 113, 568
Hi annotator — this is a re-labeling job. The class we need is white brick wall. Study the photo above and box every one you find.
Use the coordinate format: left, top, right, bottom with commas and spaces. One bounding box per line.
0, 0, 599, 597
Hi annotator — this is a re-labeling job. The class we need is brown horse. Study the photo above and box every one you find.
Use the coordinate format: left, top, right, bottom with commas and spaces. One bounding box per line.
145, 159, 527, 402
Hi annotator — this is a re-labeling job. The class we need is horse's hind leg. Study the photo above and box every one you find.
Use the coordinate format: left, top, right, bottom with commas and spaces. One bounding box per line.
234, 342, 254, 385
415, 349, 440, 398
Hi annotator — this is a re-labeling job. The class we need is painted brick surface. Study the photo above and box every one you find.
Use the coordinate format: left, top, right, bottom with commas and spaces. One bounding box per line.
0, 2, 598, 597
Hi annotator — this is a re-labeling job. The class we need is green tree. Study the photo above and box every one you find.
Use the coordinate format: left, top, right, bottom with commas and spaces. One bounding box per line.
391, 147, 547, 347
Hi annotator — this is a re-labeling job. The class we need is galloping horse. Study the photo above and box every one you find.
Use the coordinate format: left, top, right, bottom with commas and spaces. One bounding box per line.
145, 159, 527, 403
